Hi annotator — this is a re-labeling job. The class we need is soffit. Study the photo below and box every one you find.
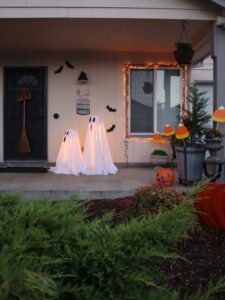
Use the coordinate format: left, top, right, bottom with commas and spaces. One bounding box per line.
0, 18, 212, 53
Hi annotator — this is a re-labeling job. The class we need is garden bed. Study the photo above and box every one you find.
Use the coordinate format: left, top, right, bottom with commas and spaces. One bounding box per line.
1, 188, 225, 300
87, 197, 225, 299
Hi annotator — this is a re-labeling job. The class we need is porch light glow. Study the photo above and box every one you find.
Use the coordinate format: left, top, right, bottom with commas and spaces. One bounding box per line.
164, 124, 175, 136
212, 106, 225, 122
175, 123, 189, 139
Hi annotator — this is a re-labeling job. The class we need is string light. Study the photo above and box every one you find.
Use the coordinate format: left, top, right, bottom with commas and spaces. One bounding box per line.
124, 63, 185, 141
182, 65, 189, 115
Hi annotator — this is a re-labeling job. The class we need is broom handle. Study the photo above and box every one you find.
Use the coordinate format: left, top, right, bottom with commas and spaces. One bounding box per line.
23, 100, 26, 129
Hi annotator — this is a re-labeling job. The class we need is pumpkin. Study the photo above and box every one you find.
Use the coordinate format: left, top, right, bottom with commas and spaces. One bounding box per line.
195, 182, 225, 228
156, 167, 175, 186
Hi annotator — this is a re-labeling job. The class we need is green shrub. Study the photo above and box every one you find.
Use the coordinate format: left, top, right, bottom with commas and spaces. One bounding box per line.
151, 149, 168, 156
129, 186, 184, 217
0, 192, 222, 300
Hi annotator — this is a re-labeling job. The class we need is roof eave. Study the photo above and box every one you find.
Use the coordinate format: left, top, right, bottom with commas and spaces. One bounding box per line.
210, 0, 225, 8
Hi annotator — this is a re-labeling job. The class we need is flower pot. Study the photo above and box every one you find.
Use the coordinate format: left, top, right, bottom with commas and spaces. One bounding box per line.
175, 145, 205, 184
173, 43, 195, 65
151, 154, 169, 166
203, 139, 224, 179
204, 138, 223, 154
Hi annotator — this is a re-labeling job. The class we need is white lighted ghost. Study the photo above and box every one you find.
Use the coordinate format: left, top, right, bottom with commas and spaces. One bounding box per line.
81, 116, 118, 175
50, 129, 82, 175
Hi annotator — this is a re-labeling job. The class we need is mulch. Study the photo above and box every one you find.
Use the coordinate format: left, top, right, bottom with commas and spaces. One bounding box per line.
86, 197, 225, 299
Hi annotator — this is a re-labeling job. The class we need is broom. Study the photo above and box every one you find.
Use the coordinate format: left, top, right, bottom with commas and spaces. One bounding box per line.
17, 90, 31, 153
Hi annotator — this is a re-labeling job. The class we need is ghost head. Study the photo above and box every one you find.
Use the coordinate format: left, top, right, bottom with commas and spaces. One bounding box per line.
50, 129, 82, 175
81, 116, 117, 175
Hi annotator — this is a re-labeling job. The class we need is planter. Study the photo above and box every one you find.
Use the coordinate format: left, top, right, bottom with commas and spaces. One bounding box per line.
151, 154, 169, 166
175, 145, 205, 184
203, 138, 224, 180
173, 42, 195, 65
204, 138, 223, 159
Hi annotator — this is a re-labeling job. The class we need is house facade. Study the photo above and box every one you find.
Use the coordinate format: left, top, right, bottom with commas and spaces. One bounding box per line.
0, 0, 225, 166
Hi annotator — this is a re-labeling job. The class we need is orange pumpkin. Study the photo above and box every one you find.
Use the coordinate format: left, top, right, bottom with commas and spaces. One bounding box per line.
156, 168, 175, 186
195, 182, 225, 228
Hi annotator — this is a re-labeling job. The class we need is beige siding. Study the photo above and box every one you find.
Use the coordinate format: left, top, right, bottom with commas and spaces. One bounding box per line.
0, 51, 173, 163
191, 57, 213, 82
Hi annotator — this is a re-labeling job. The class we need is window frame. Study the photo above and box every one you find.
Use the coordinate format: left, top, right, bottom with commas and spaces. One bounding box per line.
126, 64, 183, 138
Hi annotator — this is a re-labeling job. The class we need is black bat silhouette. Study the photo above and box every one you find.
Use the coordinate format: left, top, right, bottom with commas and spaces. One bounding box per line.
107, 124, 116, 133
54, 66, 63, 74
106, 105, 116, 112
65, 60, 74, 69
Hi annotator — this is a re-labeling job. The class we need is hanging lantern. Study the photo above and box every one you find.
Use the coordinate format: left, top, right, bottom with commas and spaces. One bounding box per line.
175, 123, 189, 139
164, 124, 175, 136
212, 106, 225, 122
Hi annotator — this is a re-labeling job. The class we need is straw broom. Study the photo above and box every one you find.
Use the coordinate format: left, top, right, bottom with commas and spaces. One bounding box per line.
16, 88, 31, 153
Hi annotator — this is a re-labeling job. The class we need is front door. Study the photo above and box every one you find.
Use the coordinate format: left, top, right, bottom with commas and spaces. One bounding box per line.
4, 67, 47, 160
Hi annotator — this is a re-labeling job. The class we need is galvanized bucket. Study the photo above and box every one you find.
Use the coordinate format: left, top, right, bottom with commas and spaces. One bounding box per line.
175, 146, 205, 184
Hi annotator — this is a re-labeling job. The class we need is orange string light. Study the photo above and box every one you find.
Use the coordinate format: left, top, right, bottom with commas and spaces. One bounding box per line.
124, 63, 184, 140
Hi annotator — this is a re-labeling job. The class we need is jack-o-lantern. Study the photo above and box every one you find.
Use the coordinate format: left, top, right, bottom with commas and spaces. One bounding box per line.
195, 182, 225, 229
156, 168, 175, 186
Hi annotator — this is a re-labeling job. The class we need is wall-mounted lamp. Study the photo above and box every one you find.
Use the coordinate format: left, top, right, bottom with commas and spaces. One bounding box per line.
77, 71, 88, 84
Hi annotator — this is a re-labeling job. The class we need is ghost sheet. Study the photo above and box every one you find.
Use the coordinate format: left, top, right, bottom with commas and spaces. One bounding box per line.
50, 129, 82, 175
81, 116, 118, 175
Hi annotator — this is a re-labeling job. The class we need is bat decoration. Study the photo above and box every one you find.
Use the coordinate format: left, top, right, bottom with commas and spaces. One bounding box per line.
107, 124, 116, 133
54, 66, 63, 74
65, 60, 74, 69
106, 105, 116, 112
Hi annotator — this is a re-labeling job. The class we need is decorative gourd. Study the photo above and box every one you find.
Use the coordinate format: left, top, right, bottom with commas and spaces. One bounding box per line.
156, 168, 175, 186
195, 182, 225, 228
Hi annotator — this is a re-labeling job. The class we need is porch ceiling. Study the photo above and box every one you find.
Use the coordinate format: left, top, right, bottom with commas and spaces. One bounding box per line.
0, 18, 212, 54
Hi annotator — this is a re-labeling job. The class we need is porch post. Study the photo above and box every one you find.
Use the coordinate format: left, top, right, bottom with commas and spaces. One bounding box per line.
212, 22, 225, 180
213, 23, 225, 109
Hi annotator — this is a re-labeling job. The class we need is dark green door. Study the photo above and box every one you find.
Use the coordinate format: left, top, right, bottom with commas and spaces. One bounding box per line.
4, 67, 47, 160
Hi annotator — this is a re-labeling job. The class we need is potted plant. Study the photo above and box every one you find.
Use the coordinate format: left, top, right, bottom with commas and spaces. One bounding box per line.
174, 41, 195, 65
204, 127, 223, 148
151, 149, 169, 166
175, 84, 211, 185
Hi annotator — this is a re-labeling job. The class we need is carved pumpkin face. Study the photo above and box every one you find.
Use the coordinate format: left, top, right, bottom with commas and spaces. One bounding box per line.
156, 168, 175, 186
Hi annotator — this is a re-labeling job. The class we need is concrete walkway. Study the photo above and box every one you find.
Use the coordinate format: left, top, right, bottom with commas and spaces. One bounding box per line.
0, 168, 189, 200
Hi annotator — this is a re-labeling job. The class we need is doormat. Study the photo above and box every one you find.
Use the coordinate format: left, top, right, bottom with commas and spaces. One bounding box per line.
0, 167, 48, 173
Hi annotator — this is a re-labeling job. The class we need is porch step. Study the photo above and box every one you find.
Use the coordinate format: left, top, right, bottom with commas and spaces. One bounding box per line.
0, 168, 192, 201
0, 161, 52, 168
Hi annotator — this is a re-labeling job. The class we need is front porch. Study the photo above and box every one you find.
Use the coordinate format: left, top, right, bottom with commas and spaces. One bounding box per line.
0, 167, 192, 200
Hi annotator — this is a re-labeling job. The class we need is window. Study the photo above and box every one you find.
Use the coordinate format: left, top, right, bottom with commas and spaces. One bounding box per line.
127, 66, 182, 136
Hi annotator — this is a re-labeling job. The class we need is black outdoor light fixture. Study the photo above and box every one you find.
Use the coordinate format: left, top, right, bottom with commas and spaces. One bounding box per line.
77, 71, 88, 84
174, 20, 195, 65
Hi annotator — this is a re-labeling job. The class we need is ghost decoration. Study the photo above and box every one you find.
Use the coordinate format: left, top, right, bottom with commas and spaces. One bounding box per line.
50, 129, 82, 175
81, 116, 118, 175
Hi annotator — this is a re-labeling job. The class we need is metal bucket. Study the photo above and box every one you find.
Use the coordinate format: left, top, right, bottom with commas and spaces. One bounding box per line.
175, 146, 205, 184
